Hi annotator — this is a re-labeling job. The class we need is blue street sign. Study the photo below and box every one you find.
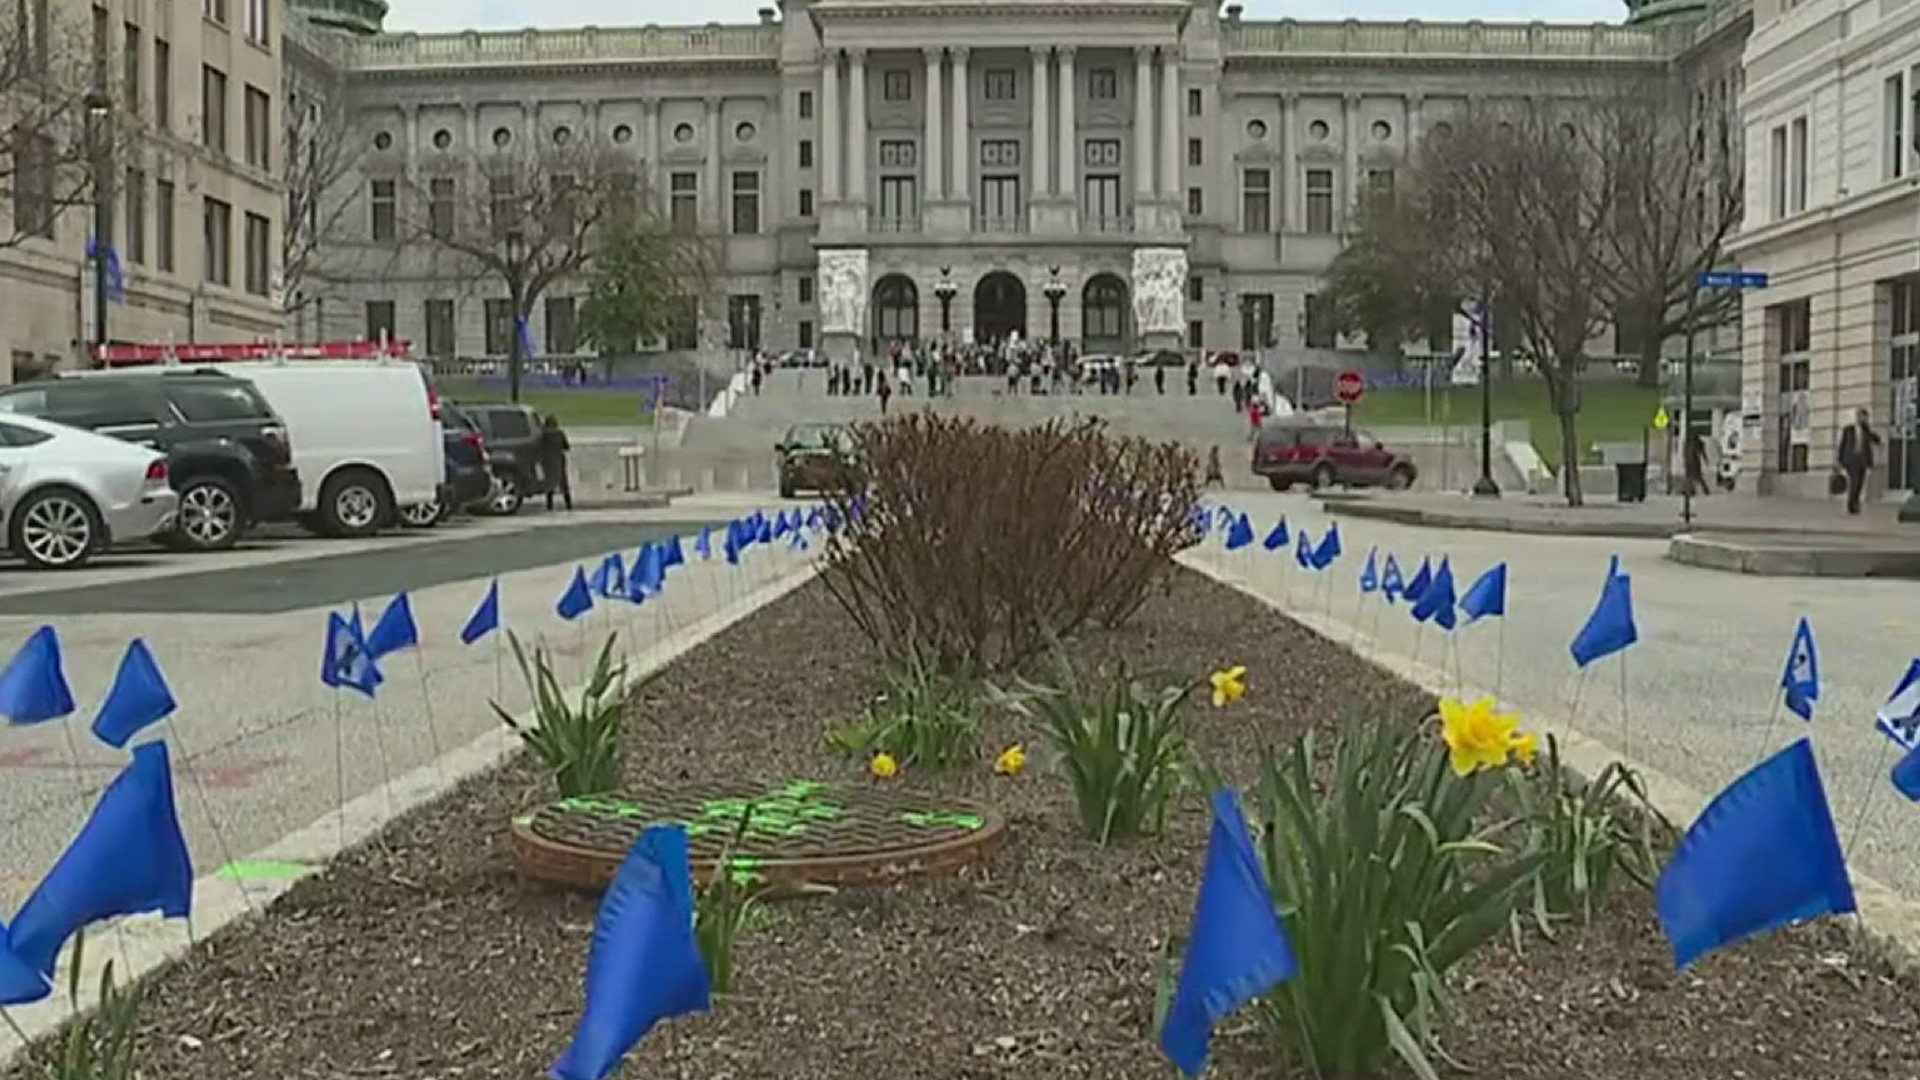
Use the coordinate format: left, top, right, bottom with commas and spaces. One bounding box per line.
1697, 270, 1769, 290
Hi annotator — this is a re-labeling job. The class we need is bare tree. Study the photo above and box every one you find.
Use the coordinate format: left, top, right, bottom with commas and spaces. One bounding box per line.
401, 140, 684, 400
279, 54, 366, 323
1589, 75, 1744, 388
0, 1, 131, 250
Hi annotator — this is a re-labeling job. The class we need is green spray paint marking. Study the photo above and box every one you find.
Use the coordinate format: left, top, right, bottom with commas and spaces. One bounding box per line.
214, 860, 313, 882
552, 782, 847, 841
724, 856, 767, 887
900, 810, 983, 831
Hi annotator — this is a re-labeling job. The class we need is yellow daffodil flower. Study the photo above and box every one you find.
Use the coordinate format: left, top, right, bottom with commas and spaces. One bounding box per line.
1510, 730, 1539, 768
1209, 665, 1248, 708
994, 744, 1027, 777
869, 752, 899, 779
1438, 696, 1529, 777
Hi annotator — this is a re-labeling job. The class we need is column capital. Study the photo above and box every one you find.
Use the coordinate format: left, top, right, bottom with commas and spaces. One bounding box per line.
1029, 44, 1050, 61
1281, 90, 1299, 106
1342, 91, 1360, 105
922, 45, 943, 63
1057, 45, 1076, 61
705, 95, 723, 111
950, 45, 970, 62
1407, 92, 1425, 107
641, 96, 661, 114
1133, 44, 1155, 62
845, 46, 868, 62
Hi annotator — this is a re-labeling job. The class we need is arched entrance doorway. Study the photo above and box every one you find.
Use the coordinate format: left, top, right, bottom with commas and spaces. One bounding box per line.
973, 271, 1027, 344
872, 274, 919, 346
1081, 273, 1129, 351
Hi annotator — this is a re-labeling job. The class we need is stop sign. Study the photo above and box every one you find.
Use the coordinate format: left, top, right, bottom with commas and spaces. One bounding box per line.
1335, 370, 1365, 405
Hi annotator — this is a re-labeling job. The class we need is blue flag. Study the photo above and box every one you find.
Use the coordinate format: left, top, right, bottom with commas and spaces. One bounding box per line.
1402, 557, 1432, 606
806, 507, 823, 531
7, 741, 194, 979
1780, 616, 1819, 722
0, 920, 49, 1005
1309, 523, 1342, 570
1459, 562, 1507, 623
1357, 546, 1379, 593
1261, 517, 1289, 552
663, 535, 686, 570
320, 608, 382, 698
365, 592, 420, 661
589, 553, 627, 600
754, 514, 774, 545
1159, 789, 1297, 1077
516, 315, 538, 360
0, 625, 75, 725
1293, 530, 1313, 569
694, 526, 713, 561
1213, 506, 1233, 532
460, 580, 501, 645
557, 567, 596, 621
89, 639, 176, 750
85, 237, 126, 302
629, 544, 666, 599
1655, 738, 1854, 970
549, 826, 711, 1080
1410, 557, 1458, 630
1570, 558, 1637, 668
724, 521, 746, 565
1380, 554, 1404, 603
1224, 513, 1254, 551
1892, 743, 1920, 802
1877, 660, 1920, 751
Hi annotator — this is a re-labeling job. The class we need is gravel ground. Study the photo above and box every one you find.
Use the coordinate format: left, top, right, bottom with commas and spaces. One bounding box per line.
10, 571, 1920, 1080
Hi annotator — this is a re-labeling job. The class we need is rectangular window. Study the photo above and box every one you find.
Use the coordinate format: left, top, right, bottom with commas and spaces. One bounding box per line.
731, 171, 760, 235
1240, 293, 1275, 350
1187, 137, 1202, 167
14, 132, 53, 239
728, 295, 763, 351
984, 68, 1016, 101
123, 23, 139, 115
428, 177, 454, 239
244, 0, 268, 44
125, 168, 145, 265
363, 300, 396, 342
980, 175, 1021, 230
202, 66, 227, 155
799, 276, 813, 304
488, 175, 516, 239
243, 212, 269, 295
1888, 73, 1907, 180
1241, 167, 1270, 233
798, 90, 813, 120
798, 139, 813, 169
1366, 168, 1395, 202
424, 299, 455, 358
484, 298, 512, 355
1305, 168, 1335, 234
882, 70, 912, 102
1789, 116, 1808, 212
243, 85, 270, 169
1774, 299, 1812, 473
799, 188, 814, 217
1188, 319, 1204, 348
154, 39, 171, 129
545, 296, 577, 354
798, 320, 814, 348
1089, 69, 1117, 100
202, 197, 230, 286
203, 0, 227, 23
370, 179, 396, 241
1187, 276, 1203, 303
155, 178, 175, 272
1890, 277, 1920, 489
1187, 87, 1202, 117
1769, 124, 1788, 218
1084, 174, 1122, 229
1303, 292, 1337, 348
669, 172, 698, 233
1186, 186, 1202, 216
880, 175, 918, 225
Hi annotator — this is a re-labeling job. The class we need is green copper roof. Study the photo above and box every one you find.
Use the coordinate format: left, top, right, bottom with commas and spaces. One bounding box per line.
1624, 0, 1713, 26
293, 0, 388, 35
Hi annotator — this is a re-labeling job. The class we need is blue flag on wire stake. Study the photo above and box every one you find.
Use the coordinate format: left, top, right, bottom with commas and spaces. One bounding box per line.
549, 825, 712, 1080
0, 920, 48, 1005
0, 625, 75, 726
663, 535, 686, 570
89, 639, 176, 750
320, 609, 382, 698
1262, 517, 1289, 552
1224, 513, 1254, 551
366, 592, 420, 661
1293, 530, 1313, 569
1357, 546, 1379, 593
7, 741, 195, 980
695, 526, 713, 561
557, 567, 596, 621
590, 553, 627, 600
1655, 738, 1855, 970
1402, 558, 1432, 607
1780, 616, 1819, 722
1570, 556, 1637, 668
1410, 557, 1458, 631
1159, 789, 1297, 1077
1459, 563, 1507, 622
1380, 554, 1404, 603
1310, 523, 1341, 569
461, 580, 501, 645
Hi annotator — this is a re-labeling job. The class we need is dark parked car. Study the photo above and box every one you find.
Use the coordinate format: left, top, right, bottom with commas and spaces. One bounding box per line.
401, 405, 494, 528
0, 371, 300, 550
1252, 419, 1418, 492
457, 402, 548, 515
776, 423, 862, 499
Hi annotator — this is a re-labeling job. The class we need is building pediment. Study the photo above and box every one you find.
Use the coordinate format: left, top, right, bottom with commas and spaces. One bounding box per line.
811, 0, 1188, 17
810, 0, 1190, 47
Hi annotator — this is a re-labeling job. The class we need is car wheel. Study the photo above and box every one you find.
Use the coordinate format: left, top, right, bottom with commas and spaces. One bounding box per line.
779, 477, 797, 499
434, 499, 457, 524
1383, 467, 1414, 491
1309, 463, 1336, 491
1267, 477, 1292, 492
488, 474, 524, 516
399, 501, 441, 529
172, 475, 243, 551
12, 487, 102, 570
318, 469, 391, 539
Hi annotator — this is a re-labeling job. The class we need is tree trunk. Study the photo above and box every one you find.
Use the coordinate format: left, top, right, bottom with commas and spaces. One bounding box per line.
1635, 346, 1663, 389
1557, 406, 1584, 507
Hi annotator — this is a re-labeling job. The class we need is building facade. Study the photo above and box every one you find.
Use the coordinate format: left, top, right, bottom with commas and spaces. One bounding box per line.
1729, 0, 1920, 502
0, 0, 287, 378
297, 0, 1747, 371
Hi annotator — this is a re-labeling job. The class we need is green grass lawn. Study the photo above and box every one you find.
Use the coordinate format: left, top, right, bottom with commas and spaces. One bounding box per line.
438, 380, 658, 428
1348, 379, 1663, 470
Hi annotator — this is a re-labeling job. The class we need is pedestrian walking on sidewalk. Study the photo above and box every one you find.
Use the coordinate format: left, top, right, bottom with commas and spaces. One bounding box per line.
1836, 408, 1882, 515
1204, 445, 1225, 488
538, 414, 573, 511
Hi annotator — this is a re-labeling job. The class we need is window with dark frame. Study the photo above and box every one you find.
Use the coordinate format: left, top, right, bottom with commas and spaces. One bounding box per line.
201, 65, 227, 155
1088, 68, 1117, 100
882, 70, 912, 101
365, 300, 396, 342
243, 211, 268, 295
1187, 137, 1202, 167
125, 168, 146, 264
798, 90, 814, 119
1304, 169, 1335, 233
799, 188, 813, 216
154, 39, 171, 129
669, 171, 698, 233
429, 177, 455, 239
484, 299, 512, 355
202, 196, 230, 286
798, 139, 813, 169
1186, 187, 1202, 216
545, 296, 578, 354
243, 84, 270, 169
731, 170, 760, 234
424, 298, 455, 358
984, 68, 1016, 100
1187, 87, 1202, 116
369, 179, 396, 241
155, 178, 175, 271
1241, 168, 1271, 233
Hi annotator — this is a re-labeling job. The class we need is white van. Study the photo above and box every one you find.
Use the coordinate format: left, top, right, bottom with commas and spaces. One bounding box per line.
117, 359, 442, 537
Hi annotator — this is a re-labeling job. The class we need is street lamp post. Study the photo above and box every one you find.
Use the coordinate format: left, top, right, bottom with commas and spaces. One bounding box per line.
935, 266, 956, 336
84, 91, 112, 365
504, 231, 527, 402
1044, 266, 1066, 346
1471, 301, 1501, 497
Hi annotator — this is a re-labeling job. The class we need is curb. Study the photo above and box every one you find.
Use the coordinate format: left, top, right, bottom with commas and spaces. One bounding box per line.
1668, 534, 1920, 578
1179, 549, 1920, 978
1315, 496, 1682, 538
0, 557, 821, 1066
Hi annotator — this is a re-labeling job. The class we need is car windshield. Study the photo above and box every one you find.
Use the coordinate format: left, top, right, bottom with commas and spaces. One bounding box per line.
785, 426, 844, 451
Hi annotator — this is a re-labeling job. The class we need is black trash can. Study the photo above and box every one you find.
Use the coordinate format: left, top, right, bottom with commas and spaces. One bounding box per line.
1616, 462, 1648, 503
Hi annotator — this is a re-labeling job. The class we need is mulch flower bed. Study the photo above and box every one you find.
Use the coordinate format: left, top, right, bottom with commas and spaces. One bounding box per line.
12, 570, 1920, 1080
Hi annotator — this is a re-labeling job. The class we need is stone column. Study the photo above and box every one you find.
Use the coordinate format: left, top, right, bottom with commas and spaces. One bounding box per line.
1160, 49, 1182, 201
847, 48, 869, 214
950, 47, 971, 203
924, 48, 945, 202
820, 52, 842, 202
1056, 46, 1077, 207
1342, 92, 1359, 232
1405, 92, 1423, 150
1030, 46, 1051, 200
404, 105, 420, 173
1133, 46, 1154, 200
1279, 92, 1298, 231
642, 99, 662, 211
705, 96, 724, 230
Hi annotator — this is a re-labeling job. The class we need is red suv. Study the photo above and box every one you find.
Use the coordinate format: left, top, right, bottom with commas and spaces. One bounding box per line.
1253, 420, 1418, 492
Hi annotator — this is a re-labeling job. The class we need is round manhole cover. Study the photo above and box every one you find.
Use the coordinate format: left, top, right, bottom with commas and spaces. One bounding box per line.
510, 777, 1007, 892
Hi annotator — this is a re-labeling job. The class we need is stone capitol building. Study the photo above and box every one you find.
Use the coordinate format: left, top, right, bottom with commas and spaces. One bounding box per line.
295, 0, 1749, 366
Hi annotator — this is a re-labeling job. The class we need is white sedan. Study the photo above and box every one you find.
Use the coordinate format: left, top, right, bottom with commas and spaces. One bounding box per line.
0, 413, 179, 569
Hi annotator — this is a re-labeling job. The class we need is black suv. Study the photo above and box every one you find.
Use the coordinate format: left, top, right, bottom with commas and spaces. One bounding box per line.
0, 372, 300, 551
458, 402, 548, 515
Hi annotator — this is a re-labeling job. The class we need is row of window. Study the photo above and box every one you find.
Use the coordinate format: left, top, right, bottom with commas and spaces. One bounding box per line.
364, 171, 767, 242
90, 5, 271, 169
869, 66, 1208, 113
200, 0, 272, 46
